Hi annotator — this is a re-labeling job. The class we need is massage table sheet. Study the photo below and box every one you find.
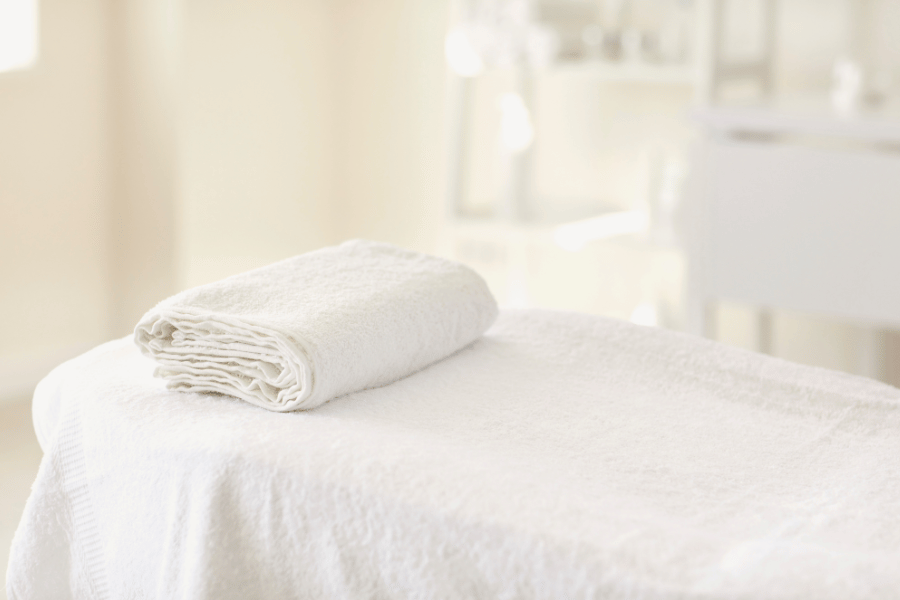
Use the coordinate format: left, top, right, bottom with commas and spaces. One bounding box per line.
8, 309, 900, 599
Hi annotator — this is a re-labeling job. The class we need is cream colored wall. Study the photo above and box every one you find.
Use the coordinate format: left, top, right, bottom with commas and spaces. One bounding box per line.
0, 0, 114, 397
178, 0, 340, 289
108, 0, 181, 336
331, 0, 450, 255
176, 0, 452, 276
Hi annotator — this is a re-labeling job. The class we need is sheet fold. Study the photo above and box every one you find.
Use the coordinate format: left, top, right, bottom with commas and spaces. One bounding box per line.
134, 240, 498, 411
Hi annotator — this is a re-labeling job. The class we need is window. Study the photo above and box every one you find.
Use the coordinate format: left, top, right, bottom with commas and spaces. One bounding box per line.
0, 0, 38, 73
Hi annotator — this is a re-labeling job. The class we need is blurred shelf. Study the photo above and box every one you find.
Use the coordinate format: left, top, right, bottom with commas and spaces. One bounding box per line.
692, 98, 900, 144
446, 214, 681, 252
543, 61, 697, 85
476, 61, 698, 85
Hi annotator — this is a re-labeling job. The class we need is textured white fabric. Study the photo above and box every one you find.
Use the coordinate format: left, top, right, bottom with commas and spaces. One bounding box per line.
134, 240, 498, 411
9, 310, 900, 600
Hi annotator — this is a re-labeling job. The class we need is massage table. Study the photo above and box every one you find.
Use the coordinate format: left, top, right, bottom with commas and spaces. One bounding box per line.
7, 309, 900, 599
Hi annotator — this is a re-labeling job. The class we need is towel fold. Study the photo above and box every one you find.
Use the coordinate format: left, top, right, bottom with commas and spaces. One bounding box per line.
134, 240, 498, 411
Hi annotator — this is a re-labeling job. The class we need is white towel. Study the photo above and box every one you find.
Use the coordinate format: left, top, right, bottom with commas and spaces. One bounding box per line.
133, 240, 498, 411
12, 310, 900, 600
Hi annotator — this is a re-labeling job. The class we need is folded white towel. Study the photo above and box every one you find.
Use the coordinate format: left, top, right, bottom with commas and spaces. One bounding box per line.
134, 240, 498, 411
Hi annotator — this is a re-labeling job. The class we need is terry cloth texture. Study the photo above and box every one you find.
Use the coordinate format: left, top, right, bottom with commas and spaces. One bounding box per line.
10, 310, 900, 600
133, 240, 498, 411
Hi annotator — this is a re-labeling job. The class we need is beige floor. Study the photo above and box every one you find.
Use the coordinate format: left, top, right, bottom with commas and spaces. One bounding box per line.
0, 398, 43, 600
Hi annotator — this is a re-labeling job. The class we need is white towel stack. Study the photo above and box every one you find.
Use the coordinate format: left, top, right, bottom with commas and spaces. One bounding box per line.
134, 240, 498, 411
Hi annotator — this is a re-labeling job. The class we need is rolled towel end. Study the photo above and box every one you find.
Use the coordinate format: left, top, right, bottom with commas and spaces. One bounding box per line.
135, 308, 318, 411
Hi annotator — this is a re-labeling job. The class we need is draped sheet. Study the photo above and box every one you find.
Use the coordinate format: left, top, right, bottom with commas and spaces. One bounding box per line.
8, 310, 900, 599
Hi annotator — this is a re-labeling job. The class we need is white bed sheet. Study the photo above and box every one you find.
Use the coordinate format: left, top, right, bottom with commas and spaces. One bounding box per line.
8, 309, 900, 599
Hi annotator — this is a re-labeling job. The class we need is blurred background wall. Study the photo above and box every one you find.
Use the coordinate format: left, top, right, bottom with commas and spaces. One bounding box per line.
2, 0, 900, 404
179, 0, 338, 288
0, 0, 114, 398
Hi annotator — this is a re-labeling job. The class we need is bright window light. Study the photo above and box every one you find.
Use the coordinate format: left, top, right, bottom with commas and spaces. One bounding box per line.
0, 0, 38, 73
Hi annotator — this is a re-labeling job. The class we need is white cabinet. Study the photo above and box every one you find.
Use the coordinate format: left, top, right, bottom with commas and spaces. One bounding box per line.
688, 101, 900, 378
